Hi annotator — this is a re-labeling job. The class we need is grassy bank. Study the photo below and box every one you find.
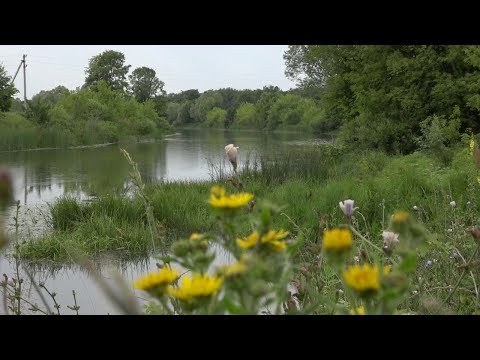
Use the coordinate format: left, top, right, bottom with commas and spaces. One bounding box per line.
19, 143, 479, 258
16, 143, 480, 313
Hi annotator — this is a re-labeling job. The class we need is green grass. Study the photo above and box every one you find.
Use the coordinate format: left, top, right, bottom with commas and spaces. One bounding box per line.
16, 143, 480, 313
19, 144, 480, 258
0, 127, 76, 151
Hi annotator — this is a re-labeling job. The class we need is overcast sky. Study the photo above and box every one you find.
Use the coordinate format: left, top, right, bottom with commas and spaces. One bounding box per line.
0, 45, 296, 98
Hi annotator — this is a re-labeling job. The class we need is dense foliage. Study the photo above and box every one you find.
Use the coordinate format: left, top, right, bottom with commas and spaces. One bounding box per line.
285, 45, 480, 153
0, 64, 17, 112
3, 46, 480, 153
0, 53, 170, 150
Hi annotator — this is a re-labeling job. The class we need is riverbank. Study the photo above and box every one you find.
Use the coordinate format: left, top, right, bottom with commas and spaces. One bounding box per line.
13, 143, 480, 313
19, 144, 479, 257
174, 124, 339, 137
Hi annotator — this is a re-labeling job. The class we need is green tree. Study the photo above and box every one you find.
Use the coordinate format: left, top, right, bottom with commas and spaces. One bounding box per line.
167, 101, 194, 126
267, 94, 309, 129
234, 103, 257, 128
10, 98, 25, 112
255, 91, 280, 129
0, 64, 18, 112
85, 50, 131, 92
166, 102, 181, 124
129, 67, 165, 102
285, 45, 480, 153
31, 86, 70, 107
167, 89, 200, 102
190, 91, 223, 123
152, 95, 168, 117
206, 107, 227, 128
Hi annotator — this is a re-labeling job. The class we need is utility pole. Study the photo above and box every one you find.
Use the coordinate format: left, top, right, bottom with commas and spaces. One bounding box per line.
10, 55, 27, 108
22, 54, 27, 103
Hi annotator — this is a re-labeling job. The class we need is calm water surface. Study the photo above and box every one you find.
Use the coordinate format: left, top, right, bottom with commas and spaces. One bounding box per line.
0, 129, 327, 314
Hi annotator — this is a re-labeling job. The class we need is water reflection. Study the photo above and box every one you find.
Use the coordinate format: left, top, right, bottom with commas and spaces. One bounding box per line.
0, 129, 327, 314
0, 242, 233, 315
0, 129, 325, 208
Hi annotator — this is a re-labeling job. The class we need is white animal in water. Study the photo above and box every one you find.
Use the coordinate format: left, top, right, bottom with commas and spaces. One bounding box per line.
225, 144, 239, 173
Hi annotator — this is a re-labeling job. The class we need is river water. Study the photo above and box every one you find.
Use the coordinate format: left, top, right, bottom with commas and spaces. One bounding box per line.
0, 128, 326, 314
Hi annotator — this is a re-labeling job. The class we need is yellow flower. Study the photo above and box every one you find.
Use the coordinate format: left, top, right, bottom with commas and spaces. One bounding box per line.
208, 186, 254, 209
470, 138, 475, 156
261, 229, 289, 250
261, 229, 289, 243
322, 228, 352, 252
236, 231, 260, 249
392, 211, 410, 224
210, 185, 226, 198
219, 261, 247, 277
190, 233, 202, 240
343, 264, 380, 293
349, 306, 366, 315
269, 240, 287, 251
168, 273, 223, 302
133, 266, 179, 291
383, 265, 392, 276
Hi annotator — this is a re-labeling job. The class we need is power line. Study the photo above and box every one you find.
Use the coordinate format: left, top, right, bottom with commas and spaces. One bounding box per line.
27, 60, 85, 68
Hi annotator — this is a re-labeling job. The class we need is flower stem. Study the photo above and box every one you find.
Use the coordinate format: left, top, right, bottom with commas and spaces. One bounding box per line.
349, 226, 384, 254
443, 242, 480, 306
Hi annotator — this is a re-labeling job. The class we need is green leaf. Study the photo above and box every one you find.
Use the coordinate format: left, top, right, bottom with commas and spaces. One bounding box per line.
222, 297, 245, 315
261, 206, 272, 228
398, 252, 418, 273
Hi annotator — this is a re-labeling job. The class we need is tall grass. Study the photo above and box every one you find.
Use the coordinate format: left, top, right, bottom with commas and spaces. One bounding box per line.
18, 144, 480, 265
13, 142, 480, 313
0, 128, 75, 151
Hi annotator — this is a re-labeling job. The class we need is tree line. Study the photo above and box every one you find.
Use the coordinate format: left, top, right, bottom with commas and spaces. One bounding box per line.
284, 45, 480, 154
2, 46, 480, 154
0, 49, 328, 149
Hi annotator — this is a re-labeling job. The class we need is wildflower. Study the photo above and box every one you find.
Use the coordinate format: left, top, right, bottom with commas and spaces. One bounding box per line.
261, 229, 289, 250
167, 273, 223, 302
208, 186, 253, 210
133, 266, 179, 291
322, 228, 352, 252
353, 256, 360, 263
236, 231, 260, 249
382, 231, 399, 252
343, 264, 380, 294
392, 211, 410, 224
412, 205, 419, 211
190, 233, 202, 240
383, 265, 392, 275
188, 232, 208, 248
349, 306, 366, 315
425, 260, 433, 268
210, 185, 226, 198
467, 201, 472, 207
447, 228, 453, 233
470, 138, 475, 156
450, 201, 456, 208
218, 261, 247, 277
225, 144, 239, 173
339, 199, 358, 218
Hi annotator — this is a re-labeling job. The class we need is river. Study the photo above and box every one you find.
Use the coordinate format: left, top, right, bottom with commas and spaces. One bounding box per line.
0, 128, 327, 314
